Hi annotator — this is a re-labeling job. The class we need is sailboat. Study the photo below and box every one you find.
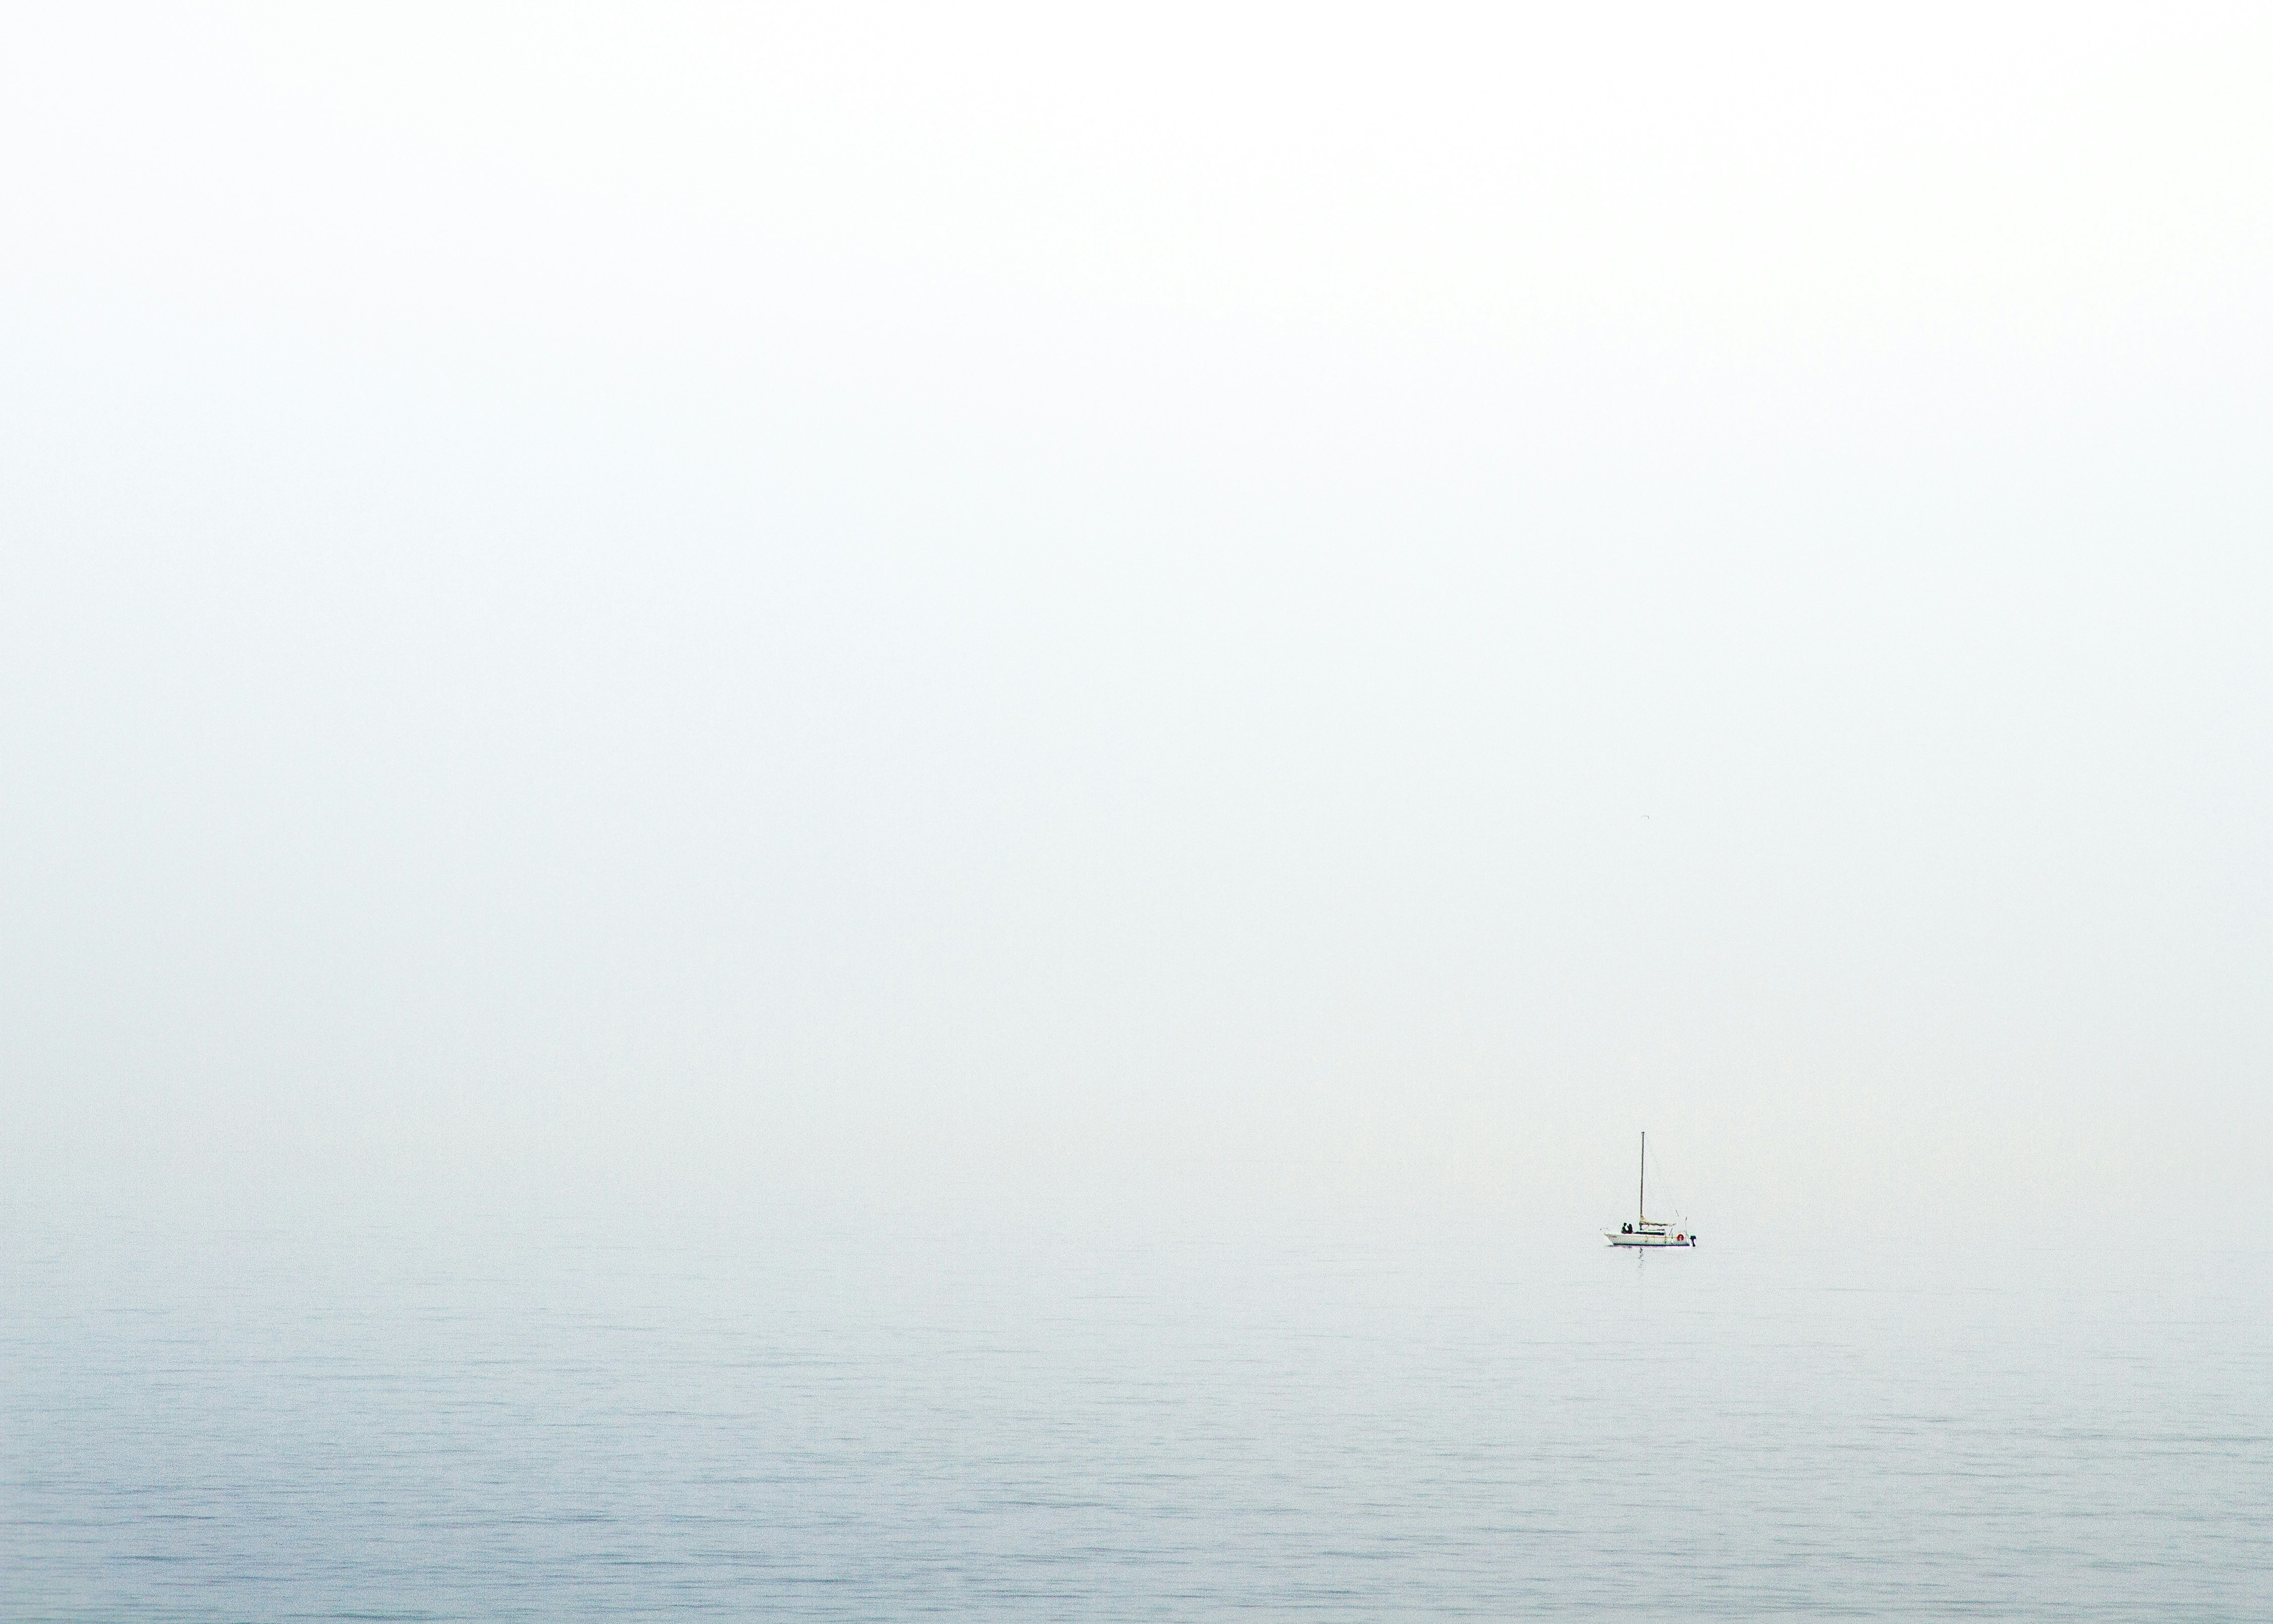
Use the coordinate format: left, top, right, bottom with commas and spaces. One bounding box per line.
1604, 1131, 1695, 1247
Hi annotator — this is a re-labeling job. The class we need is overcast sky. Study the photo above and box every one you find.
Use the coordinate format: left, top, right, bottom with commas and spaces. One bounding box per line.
6, 4, 2269, 1242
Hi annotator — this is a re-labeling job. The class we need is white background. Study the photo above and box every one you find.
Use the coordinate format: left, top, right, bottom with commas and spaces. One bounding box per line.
6, 4, 2269, 1244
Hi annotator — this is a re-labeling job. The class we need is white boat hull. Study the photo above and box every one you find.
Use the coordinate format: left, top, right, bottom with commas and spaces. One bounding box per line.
1604, 1227, 1695, 1247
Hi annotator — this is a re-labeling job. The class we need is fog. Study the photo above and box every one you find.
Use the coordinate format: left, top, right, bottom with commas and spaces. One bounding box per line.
6, 4, 2269, 1246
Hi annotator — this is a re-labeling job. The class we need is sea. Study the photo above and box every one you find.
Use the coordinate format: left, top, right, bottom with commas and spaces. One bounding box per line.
6, 1213, 2268, 1620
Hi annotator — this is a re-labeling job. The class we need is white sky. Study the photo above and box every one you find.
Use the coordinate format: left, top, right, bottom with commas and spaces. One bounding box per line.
5, 4, 2269, 1242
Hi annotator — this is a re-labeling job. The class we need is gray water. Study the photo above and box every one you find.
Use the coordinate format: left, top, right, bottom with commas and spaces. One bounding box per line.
6, 1217, 2269, 1620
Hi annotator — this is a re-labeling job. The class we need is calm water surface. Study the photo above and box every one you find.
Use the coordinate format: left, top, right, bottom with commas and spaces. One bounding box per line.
6, 1217, 2268, 1619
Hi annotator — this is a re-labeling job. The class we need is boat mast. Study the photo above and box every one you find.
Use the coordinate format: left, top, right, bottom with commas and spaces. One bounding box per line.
1638, 1131, 1646, 1224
